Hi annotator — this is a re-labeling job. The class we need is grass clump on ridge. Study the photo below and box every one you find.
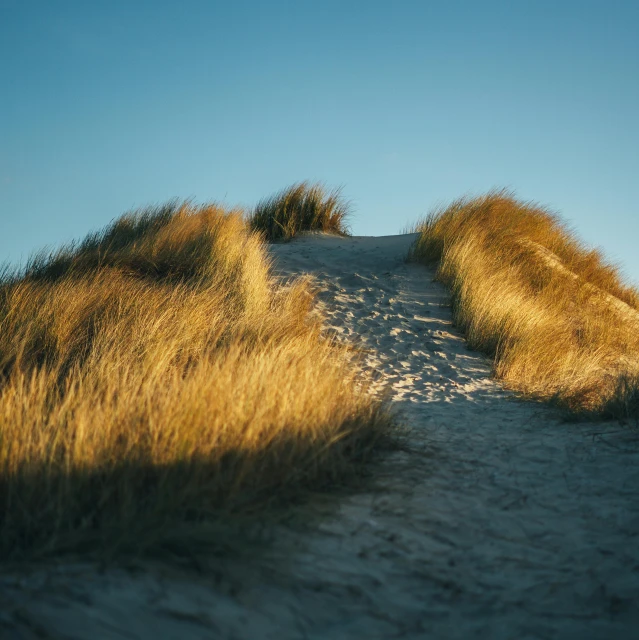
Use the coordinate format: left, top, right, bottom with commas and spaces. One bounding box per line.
249, 182, 351, 241
410, 190, 639, 419
0, 200, 392, 560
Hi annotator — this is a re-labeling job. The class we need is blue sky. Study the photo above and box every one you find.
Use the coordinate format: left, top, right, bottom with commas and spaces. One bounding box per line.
1, 0, 638, 283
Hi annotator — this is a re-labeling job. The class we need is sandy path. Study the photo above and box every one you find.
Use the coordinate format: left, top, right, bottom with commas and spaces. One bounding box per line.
3, 234, 639, 639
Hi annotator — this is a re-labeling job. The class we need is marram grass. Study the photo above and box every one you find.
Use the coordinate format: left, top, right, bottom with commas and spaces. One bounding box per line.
0, 201, 392, 559
410, 190, 639, 419
249, 182, 350, 241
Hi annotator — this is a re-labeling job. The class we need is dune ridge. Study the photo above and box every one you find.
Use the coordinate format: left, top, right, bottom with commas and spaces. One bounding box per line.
410, 191, 639, 417
0, 200, 391, 559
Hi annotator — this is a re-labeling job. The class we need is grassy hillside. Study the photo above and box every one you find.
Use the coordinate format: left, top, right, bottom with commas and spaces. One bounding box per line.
410, 191, 639, 419
0, 200, 391, 559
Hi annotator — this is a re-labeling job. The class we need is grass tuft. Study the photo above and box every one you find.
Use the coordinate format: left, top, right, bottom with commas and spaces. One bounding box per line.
410, 190, 639, 419
0, 200, 391, 560
249, 182, 351, 241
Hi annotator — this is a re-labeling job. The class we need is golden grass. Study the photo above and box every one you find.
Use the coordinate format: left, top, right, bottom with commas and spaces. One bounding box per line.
410, 190, 639, 419
0, 201, 391, 559
249, 182, 350, 241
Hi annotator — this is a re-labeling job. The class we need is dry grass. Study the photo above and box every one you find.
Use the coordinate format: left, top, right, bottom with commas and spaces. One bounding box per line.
0, 201, 391, 560
249, 182, 350, 241
410, 190, 639, 419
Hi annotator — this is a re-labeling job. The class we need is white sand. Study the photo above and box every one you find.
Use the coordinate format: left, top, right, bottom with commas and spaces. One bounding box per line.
3, 233, 639, 639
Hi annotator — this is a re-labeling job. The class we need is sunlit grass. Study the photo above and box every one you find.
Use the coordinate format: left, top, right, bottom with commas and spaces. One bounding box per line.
0, 201, 392, 559
249, 182, 350, 241
410, 190, 639, 419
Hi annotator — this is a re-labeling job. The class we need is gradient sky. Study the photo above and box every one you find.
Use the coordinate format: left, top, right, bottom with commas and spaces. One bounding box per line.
1, 0, 638, 283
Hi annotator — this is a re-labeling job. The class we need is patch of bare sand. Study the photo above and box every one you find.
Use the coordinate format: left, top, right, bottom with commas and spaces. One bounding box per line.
3, 233, 639, 639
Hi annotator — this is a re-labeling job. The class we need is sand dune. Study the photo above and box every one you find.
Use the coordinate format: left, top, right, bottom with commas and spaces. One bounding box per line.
3, 234, 639, 639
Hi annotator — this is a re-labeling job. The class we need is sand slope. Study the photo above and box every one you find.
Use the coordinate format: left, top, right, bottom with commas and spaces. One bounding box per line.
3, 233, 639, 639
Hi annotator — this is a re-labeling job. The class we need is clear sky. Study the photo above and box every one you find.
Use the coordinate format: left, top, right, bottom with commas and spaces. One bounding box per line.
1, 0, 638, 283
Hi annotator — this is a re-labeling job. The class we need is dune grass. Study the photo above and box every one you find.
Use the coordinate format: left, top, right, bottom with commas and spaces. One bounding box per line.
0, 201, 391, 560
410, 191, 639, 419
249, 182, 351, 241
